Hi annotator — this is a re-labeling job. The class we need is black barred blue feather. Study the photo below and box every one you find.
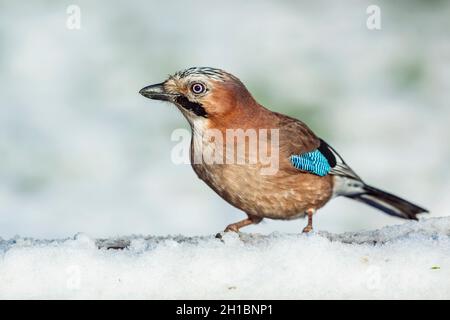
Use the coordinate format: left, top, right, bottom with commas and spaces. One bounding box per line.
289, 139, 359, 178
290, 150, 331, 177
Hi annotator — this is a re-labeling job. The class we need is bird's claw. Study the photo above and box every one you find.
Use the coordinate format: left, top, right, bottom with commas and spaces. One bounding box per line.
224, 224, 240, 233
302, 225, 313, 233
215, 232, 224, 239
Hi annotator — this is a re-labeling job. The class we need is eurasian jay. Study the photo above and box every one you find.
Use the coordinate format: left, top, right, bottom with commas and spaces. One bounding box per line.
140, 67, 428, 233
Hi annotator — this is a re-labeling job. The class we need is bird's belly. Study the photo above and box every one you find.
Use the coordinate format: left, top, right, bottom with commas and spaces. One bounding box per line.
192, 163, 333, 220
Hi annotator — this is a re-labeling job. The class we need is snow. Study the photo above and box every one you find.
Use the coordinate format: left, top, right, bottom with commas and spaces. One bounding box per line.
1, 217, 449, 299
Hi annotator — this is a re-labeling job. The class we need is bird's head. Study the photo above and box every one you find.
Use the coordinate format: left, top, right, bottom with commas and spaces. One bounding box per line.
139, 67, 255, 126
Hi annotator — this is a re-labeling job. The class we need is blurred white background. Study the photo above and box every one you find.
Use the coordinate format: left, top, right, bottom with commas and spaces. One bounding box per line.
0, 0, 449, 238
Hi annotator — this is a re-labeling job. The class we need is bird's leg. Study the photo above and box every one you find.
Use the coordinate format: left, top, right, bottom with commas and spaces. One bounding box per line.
224, 214, 262, 233
302, 208, 315, 233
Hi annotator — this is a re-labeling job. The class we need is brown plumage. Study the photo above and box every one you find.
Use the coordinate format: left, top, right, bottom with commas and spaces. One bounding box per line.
140, 67, 428, 233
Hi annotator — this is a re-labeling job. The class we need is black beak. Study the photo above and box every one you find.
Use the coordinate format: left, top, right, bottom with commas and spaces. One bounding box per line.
139, 82, 175, 101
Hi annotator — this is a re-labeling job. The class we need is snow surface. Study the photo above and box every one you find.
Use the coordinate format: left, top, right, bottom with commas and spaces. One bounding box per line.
0, 217, 449, 299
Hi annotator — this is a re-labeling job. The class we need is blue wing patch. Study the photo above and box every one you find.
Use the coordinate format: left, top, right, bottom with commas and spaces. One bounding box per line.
290, 150, 331, 177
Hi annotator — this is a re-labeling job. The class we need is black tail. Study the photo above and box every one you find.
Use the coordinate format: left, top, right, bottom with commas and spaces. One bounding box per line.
345, 184, 428, 220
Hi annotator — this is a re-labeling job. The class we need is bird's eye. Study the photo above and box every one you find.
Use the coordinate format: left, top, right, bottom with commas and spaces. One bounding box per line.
191, 83, 206, 94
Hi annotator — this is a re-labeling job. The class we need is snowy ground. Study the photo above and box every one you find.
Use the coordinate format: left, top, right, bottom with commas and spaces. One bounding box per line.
0, 217, 449, 299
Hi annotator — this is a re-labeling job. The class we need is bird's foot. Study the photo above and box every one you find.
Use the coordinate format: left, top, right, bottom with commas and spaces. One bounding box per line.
302, 225, 313, 233
217, 215, 263, 239
224, 224, 240, 233
302, 208, 315, 233
215, 224, 240, 239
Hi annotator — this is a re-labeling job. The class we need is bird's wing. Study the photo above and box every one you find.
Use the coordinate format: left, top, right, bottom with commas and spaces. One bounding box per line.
277, 114, 360, 179
277, 113, 321, 155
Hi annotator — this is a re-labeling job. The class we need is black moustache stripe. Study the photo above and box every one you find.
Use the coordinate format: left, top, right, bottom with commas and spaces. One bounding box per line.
175, 96, 208, 118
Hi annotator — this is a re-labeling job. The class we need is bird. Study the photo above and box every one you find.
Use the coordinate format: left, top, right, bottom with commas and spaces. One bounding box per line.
139, 67, 428, 234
